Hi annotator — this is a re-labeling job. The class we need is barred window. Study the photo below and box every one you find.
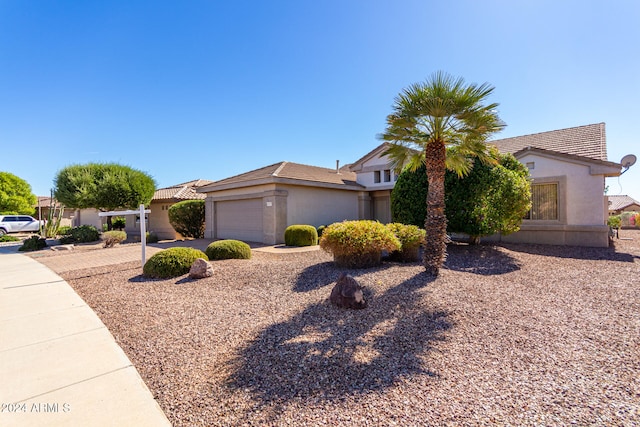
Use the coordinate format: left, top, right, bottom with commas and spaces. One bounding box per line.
526, 183, 558, 220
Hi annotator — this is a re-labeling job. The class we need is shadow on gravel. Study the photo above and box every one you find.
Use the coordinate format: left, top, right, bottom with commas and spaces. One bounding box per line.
293, 261, 398, 292
444, 243, 521, 275
499, 242, 638, 263
226, 271, 449, 408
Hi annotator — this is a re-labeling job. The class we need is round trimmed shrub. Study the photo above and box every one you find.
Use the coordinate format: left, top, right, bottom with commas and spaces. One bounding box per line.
205, 239, 252, 260
316, 225, 326, 238
143, 247, 209, 278
284, 225, 318, 247
386, 223, 426, 262
320, 220, 401, 268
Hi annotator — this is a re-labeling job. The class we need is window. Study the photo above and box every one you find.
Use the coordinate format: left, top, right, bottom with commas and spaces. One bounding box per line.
374, 170, 381, 183
384, 169, 391, 182
526, 183, 558, 220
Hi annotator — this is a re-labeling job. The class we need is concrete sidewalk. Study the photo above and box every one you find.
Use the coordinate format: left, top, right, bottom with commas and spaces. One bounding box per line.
0, 251, 171, 426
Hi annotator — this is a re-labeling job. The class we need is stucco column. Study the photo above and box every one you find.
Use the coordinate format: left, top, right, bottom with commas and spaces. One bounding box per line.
358, 192, 372, 220
262, 190, 288, 245
204, 196, 215, 239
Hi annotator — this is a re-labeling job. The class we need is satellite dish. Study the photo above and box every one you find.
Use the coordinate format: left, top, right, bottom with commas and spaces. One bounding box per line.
620, 154, 636, 175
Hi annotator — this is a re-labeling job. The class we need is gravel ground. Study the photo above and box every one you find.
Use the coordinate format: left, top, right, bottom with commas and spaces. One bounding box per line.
61, 231, 640, 426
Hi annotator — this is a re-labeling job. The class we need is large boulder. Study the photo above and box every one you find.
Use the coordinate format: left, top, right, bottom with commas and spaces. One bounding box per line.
188, 258, 214, 279
329, 273, 367, 309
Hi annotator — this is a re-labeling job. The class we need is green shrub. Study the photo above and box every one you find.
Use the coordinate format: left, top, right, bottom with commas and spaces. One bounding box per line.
284, 225, 318, 246
103, 230, 127, 248
146, 231, 159, 243
392, 153, 531, 243
205, 239, 252, 260
57, 225, 72, 236
0, 234, 21, 242
386, 223, 426, 262
320, 220, 401, 268
607, 215, 621, 229
143, 247, 209, 278
168, 200, 205, 238
59, 225, 100, 244
316, 225, 326, 238
19, 235, 47, 252
112, 216, 126, 230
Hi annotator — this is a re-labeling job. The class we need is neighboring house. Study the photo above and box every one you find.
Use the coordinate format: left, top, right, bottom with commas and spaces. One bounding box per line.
35, 197, 105, 230
489, 123, 621, 247
198, 162, 366, 244
199, 122, 622, 247
34, 196, 75, 227
125, 179, 213, 240
608, 195, 640, 215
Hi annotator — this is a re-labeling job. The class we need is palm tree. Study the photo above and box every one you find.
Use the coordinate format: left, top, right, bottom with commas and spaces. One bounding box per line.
381, 71, 505, 276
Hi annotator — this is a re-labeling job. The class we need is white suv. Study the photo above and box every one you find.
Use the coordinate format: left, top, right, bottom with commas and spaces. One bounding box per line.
0, 215, 43, 236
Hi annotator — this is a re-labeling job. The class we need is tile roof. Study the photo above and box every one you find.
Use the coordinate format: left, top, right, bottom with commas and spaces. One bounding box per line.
608, 195, 640, 211
152, 179, 214, 201
199, 161, 362, 192
490, 123, 608, 161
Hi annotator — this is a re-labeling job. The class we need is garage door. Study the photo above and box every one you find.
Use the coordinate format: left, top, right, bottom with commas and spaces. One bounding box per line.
216, 199, 263, 243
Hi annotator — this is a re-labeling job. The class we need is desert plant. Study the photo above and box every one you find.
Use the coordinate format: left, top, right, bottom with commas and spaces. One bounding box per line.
386, 223, 426, 262
0, 234, 21, 242
284, 225, 318, 247
18, 235, 47, 252
42, 194, 65, 238
205, 239, 252, 260
102, 230, 127, 248
320, 220, 401, 268
168, 200, 205, 238
59, 225, 100, 244
143, 247, 209, 278
146, 231, 159, 243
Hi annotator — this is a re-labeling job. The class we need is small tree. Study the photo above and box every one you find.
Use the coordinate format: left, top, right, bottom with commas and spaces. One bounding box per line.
54, 163, 155, 229
0, 172, 37, 215
168, 200, 205, 238
391, 153, 531, 243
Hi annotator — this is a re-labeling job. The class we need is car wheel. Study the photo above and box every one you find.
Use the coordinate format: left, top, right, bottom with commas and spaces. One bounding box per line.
0, 228, 7, 236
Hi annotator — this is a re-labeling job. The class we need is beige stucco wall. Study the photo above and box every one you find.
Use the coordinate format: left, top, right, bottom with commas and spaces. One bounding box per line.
148, 201, 180, 240
355, 153, 396, 190
72, 209, 103, 229
285, 186, 360, 227
521, 153, 607, 225
486, 152, 613, 247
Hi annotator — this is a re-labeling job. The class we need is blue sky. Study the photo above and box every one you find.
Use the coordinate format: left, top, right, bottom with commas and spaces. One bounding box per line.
1, 0, 639, 202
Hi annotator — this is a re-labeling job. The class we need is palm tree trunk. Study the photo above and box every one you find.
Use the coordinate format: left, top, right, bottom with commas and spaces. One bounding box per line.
423, 141, 447, 276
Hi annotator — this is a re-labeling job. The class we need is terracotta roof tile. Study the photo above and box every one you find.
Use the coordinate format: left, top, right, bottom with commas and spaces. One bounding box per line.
491, 123, 608, 161
608, 195, 640, 211
152, 179, 212, 201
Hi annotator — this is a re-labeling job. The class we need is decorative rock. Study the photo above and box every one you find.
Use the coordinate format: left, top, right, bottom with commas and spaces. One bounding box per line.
51, 244, 74, 251
329, 273, 367, 309
189, 258, 214, 279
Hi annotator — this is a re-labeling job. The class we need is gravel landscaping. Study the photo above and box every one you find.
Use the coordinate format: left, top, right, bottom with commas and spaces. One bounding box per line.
60, 231, 640, 426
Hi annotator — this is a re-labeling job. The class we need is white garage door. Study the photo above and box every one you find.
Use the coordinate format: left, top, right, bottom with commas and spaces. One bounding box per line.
216, 199, 263, 243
